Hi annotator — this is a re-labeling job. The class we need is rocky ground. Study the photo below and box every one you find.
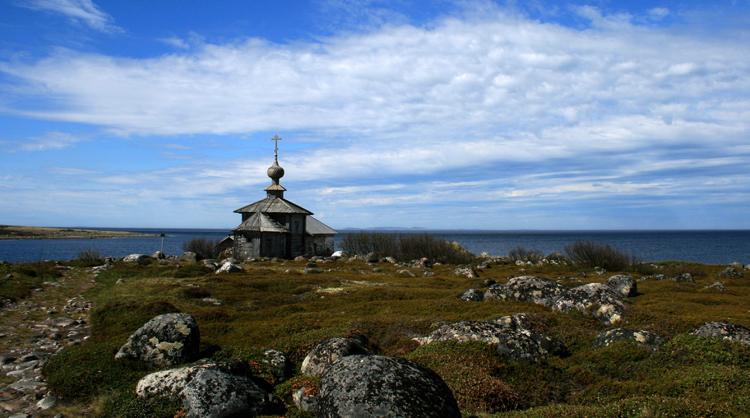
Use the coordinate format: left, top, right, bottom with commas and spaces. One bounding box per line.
0, 266, 95, 418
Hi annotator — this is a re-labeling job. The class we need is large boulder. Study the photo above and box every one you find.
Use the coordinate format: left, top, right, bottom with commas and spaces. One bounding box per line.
181, 370, 273, 418
216, 262, 244, 274
454, 265, 479, 278
123, 254, 151, 265
136, 360, 252, 398
458, 288, 484, 302
552, 283, 631, 325
720, 267, 743, 279
591, 328, 666, 351
416, 321, 567, 362
115, 313, 200, 367
179, 252, 198, 262
672, 273, 695, 283
484, 276, 566, 308
301, 337, 371, 376
318, 355, 460, 418
690, 321, 750, 345
605, 274, 638, 297
489, 313, 539, 331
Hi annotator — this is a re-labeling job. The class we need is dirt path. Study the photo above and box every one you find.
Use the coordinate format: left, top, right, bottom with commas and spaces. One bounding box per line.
0, 265, 100, 417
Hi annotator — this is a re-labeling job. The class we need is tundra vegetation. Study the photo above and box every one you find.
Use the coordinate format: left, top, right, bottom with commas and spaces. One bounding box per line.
0, 238, 748, 417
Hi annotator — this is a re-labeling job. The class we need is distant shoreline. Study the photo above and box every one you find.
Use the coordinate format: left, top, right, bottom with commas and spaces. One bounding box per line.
0, 225, 158, 241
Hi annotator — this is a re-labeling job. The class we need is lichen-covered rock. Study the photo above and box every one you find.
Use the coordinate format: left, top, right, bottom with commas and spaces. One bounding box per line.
458, 289, 484, 302
263, 349, 292, 383
672, 273, 695, 283
454, 265, 479, 278
115, 313, 200, 367
410, 258, 431, 269
489, 313, 537, 330
123, 254, 150, 265
216, 262, 244, 274
592, 328, 666, 351
642, 274, 667, 281
181, 370, 272, 418
730, 262, 745, 270
293, 387, 319, 412
720, 267, 743, 279
136, 360, 252, 398
552, 283, 631, 325
605, 274, 638, 297
318, 355, 460, 418
690, 321, 750, 345
704, 281, 727, 291
484, 276, 566, 308
301, 337, 371, 376
179, 252, 198, 262
364, 252, 379, 263
416, 321, 567, 362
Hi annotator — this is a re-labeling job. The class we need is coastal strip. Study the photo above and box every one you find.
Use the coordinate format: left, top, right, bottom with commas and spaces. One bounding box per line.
0, 225, 158, 240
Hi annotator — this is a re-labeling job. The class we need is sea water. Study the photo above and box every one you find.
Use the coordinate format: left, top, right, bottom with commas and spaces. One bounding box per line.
0, 228, 748, 265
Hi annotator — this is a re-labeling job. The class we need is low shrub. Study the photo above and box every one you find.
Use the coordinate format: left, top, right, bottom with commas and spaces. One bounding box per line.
76, 249, 104, 263
563, 240, 632, 271
181, 237, 219, 260
508, 246, 544, 263
340, 232, 475, 264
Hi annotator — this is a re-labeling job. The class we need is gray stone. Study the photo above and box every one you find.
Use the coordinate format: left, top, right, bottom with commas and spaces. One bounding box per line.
489, 313, 538, 331
364, 252, 379, 263
458, 288, 484, 302
179, 252, 198, 262
303, 267, 324, 274
181, 370, 271, 418
137, 360, 253, 398
293, 387, 319, 412
592, 328, 666, 351
730, 262, 744, 270
416, 321, 567, 362
552, 283, 631, 325
216, 262, 244, 274
454, 265, 479, 278
605, 274, 638, 297
690, 321, 750, 345
705, 281, 727, 291
484, 276, 566, 308
115, 313, 200, 367
262, 349, 292, 383
123, 254, 150, 265
301, 337, 371, 376
318, 355, 460, 418
720, 267, 743, 279
672, 273, 695, 283
36, 395, 57, 410
397, 269, 417, 277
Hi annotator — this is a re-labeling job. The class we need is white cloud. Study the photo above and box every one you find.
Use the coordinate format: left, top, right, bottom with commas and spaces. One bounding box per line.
9, 131, 85, 151
647, 8, 670, 21
19, 0, 122, 33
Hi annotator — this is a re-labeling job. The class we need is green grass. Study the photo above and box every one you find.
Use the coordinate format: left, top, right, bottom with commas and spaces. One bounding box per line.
25, 257, 750, 417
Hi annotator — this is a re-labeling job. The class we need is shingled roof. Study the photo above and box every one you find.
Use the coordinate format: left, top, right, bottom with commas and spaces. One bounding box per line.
232, 212, 289, 233
234, 197, 312, 215
306, 216, 338, 235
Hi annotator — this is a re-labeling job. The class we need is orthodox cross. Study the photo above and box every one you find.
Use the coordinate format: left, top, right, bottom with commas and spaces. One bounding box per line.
271, 135, 282, 160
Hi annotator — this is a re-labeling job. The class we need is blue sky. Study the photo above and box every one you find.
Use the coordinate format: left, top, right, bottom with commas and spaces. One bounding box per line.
1, 0, 749, 230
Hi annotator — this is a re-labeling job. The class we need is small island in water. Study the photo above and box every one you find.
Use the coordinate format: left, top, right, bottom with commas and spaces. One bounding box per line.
0, 225, 157, 240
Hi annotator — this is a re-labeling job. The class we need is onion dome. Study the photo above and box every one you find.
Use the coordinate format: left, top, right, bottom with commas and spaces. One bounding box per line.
267, 159, 285, 181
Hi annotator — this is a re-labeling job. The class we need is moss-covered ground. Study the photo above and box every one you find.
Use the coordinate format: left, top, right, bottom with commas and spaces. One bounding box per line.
2, 257, 749, 417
